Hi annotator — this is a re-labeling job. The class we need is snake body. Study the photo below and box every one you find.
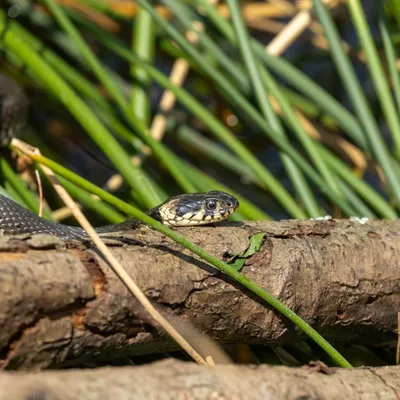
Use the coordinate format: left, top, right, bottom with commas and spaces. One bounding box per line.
0, 190, 239, 240
0, 74, 239, 239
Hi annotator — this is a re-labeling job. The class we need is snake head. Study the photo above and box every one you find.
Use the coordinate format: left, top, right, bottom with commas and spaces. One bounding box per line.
154, 190, 239, 226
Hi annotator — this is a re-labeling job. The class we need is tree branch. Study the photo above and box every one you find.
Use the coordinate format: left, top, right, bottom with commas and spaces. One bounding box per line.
1, 359, 400, 399
1, 219, 399, 370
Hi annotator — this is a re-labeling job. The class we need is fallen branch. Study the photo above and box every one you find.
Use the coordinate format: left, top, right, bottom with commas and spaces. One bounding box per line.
1, 359, 400, 399
0, 219, 399, 370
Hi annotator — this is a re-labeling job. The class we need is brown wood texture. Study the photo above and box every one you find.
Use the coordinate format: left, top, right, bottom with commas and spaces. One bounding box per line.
0, 219, 399, 370
0, 359, 399, 399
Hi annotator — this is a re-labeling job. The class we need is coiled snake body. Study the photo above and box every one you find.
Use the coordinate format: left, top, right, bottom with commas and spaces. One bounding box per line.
0, 75, 239, 239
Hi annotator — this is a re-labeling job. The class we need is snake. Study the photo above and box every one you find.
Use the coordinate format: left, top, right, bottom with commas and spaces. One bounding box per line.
0, 74, 239, 240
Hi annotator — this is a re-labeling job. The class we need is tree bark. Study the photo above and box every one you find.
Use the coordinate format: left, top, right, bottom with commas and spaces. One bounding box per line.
1, 359, 400, 400
0, 219, 399, 370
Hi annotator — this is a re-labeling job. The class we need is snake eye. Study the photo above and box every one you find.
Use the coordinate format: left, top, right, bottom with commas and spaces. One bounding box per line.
226, 201, 232, 207
206, 200, 217, 210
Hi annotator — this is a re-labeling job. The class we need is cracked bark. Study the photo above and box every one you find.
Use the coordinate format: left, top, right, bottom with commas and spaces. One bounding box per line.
0, 219, 399, 370
0, 359, 400, 399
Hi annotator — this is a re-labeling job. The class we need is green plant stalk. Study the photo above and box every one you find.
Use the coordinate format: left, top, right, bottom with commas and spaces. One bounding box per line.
8, 22, 184, 209
175, 61, 385, 217
56, 176, 125, 223
101, 115, 265, 220
389, 32, 400, 44
96, 34, 357, 216
161, 0, 250, 92
132, 0, 311, 218
68, 15, 289, 201
161, 1, 346, 216
347, 0, 400, 160
40, 3, 192, 196
80, 0, 128, 21
96, 107, 139, 144
1, 22, 185, 202
191, 0, 368, 150
250, 50, 395, 218
70, 6, 353, 218
265, 67, 397, 218
283, 160, 321, 217
319, 144, 397, 218
119, 120, 268, 220
313, 0, 400, 206
160, 36, 339, 131
161, 0, 355, 139
42, 0, 132, 122
176, 125, 255, 182
99, 41, 309, 217
0, 20, 159, 209
135, 0, 362, 216
130, 4, 155, 125
97, 107, 198, 193
255, 47, 365, 148
176, 0, 337, 208
161, 142, 270, 220
159, 37, 216, 75
226, 0, 327, 216
177, 121, 395, 218
54, 4, 360, 216
255, 67, 382, 216
258, 66, 343, 195
3, 182, 25, 206
38, 0, 162, 206
337, 180, 376, 218
0, 158, 53, 220
215, 5, 320, 216
378, 2, 400, 116
13, 146, 351, 368
278, 86, 324, 119
4, 22, 113, 115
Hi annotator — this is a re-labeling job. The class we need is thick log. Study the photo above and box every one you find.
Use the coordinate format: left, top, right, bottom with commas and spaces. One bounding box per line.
0, 359, 400, 399
0, 219, 399, 370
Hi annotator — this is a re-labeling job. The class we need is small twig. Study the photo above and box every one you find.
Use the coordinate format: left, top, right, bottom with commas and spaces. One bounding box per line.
246, 18, 286, 34
267, 9, 312, 56
11, 137, 209, 366
216, 2, 295, 20
34, 169, 43, 217
265, 0, 340, 56
397, 312, 400, 365
205, 356, 216, 366
52, 203, 82, 221
55, 0, 120, 32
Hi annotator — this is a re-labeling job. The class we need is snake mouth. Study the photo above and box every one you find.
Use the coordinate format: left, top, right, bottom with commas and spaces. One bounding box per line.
161, 206, 237, 226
